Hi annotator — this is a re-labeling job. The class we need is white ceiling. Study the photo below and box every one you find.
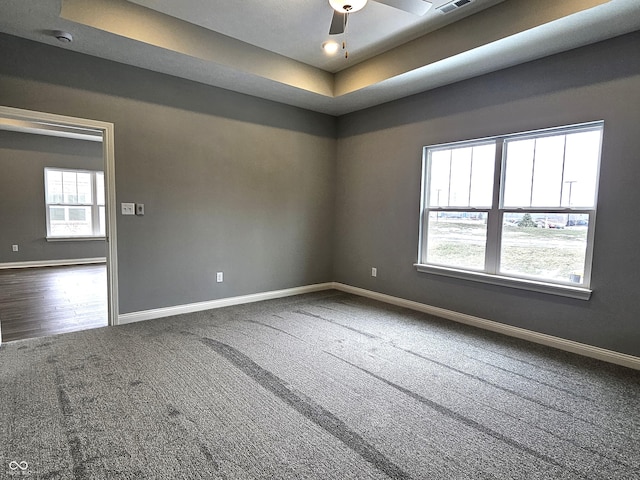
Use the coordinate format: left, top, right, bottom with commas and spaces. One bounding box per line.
1, 0, 639, 115
126, 0, 505, 73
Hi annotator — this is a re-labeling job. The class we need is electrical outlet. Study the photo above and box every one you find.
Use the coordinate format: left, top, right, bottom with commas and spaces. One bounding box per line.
136, 203, 145, 216
216, 271, 223, 283
371, 267, 377, 277
12, 244, 19, 252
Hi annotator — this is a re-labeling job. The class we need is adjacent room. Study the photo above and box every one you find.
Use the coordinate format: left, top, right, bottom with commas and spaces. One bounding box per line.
0, 127, 108, 342
1, 0, 639, 478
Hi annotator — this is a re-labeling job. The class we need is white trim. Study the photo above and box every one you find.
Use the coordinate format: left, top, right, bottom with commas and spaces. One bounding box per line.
102, 116, 119, 327
46, 236, 106, 242
414, 264, 592, 300
0, 258, 106, 270
0, 117, 102, 142
116, 280, 640, 370
118, 283, 335, 325
423, 121, 604, 155
0, 105, 118, 333
332, 283, 640, 371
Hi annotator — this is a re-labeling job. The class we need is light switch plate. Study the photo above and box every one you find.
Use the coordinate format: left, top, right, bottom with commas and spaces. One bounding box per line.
121, 202, 135, 215
136, 203, 144, 215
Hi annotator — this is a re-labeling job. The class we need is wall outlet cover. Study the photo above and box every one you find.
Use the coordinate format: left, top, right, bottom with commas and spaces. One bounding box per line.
121, 203, 135, 215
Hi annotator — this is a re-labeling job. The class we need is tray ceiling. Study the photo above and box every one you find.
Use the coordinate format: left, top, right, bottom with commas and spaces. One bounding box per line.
0, 0, 639, 115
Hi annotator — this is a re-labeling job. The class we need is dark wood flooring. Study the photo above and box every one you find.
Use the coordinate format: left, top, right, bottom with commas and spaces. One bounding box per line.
0, 264, 108, 343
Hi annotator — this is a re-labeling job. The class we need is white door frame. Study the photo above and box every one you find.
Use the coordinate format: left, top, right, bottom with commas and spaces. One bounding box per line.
0, 106, 119, 343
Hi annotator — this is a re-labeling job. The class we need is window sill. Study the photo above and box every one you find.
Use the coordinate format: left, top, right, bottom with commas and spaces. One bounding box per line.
46, 236, 106, 242
414, 264, 592, 300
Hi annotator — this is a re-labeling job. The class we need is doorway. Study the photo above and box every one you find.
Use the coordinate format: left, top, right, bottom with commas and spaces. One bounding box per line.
0, 106, 118, 344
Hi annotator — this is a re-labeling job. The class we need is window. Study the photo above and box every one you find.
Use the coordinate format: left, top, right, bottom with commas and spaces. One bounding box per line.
417, 122, 603, 299
45, 168, 105, 238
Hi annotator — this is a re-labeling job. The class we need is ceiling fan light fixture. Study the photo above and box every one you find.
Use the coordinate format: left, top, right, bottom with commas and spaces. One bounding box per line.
329, 0, 368, 13
322, 41, 340, 55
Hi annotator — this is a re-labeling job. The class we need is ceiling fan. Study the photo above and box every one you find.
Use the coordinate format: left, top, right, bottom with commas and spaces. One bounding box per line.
329, 0, 433, 35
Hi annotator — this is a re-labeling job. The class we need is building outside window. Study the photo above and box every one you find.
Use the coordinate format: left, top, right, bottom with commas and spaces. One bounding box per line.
417, 121, 603, 298
44, 168, 105, 238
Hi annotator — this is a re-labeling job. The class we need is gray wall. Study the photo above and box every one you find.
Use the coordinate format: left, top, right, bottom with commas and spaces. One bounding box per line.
0, 130, 106, 263
334, 31, 640, 357
0, 33, 336, 314
2, 30, 640, 358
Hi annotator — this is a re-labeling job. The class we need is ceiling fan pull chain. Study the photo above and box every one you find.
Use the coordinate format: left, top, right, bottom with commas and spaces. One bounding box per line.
343, 20, 349, 59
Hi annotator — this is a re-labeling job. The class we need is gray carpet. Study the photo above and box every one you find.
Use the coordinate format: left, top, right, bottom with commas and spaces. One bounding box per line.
1, 290, 639, 479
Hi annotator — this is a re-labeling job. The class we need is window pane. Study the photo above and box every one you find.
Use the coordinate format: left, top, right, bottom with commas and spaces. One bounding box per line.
504, 128, 602, 209
500, 213, 589, 284
503, 139, 534, 207
429, 143, 495, 208
46, 170, 63, 203
449, 148, 471, 206
50, 206, 65, 221
99, 206, 106, 236
426, 211, 487, 270
96, 172, 105, 205
63, 171, 78, 204
428, 150, 451, 206
469, 143, 496, 207
531, 135, 564, 207
561, 130, 600, 208
76, 172, 92, 204
68, 207, 87, 221
49, 206, 92, 236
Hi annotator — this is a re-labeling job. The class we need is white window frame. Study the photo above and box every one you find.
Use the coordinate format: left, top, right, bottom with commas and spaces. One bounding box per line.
416, 121, 603, 300
44, 167, 105, 240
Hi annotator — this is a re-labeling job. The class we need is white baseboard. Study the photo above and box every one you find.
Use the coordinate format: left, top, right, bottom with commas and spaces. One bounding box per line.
118, 282, 335, 325
115, 280, 639, 370
0, 257, 107, 270
332, 283, 640, 371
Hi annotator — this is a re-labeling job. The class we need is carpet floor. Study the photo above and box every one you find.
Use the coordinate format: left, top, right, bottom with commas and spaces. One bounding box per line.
1, 290, 639, 479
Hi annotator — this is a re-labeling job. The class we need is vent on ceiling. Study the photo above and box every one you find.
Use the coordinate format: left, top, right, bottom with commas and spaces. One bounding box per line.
437, 0, 474, 14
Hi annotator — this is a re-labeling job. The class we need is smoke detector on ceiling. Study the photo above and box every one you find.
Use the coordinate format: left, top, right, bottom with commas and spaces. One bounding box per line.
437, 0, 474, 14
52, 30, 73, 43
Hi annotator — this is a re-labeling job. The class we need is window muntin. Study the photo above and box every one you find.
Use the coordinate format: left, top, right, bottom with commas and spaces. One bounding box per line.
419, 122, 602, 291
45, 168, 105, 238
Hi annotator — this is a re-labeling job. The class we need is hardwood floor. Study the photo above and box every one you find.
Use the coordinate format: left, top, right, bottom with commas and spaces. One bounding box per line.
0, 264, 107, 343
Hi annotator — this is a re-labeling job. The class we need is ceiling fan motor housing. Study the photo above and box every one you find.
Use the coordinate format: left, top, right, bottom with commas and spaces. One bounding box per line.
329, 0, 368, 13
328, 0, 431, 36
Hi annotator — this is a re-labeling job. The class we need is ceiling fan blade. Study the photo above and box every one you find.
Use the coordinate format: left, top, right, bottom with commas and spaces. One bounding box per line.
329, 11, 347, 35
374, 0, 432, 16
